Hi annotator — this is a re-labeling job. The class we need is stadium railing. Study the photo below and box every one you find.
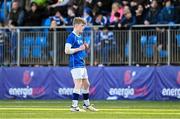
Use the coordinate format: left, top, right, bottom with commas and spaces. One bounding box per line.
0, 24, 180, 66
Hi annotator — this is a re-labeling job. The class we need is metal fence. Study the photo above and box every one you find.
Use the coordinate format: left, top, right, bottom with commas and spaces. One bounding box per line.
0, 25, 180, 66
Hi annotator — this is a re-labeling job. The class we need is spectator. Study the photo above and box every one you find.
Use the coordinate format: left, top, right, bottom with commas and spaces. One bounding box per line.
66, 7, 76, 25
47, 19, 57, 65
83, 7, 93, 25
69, 0, 84, 17
85, 0, 94, 10
110, 2, 124, 24
118, 10, 136, 29
8, 23, 17, 65
130, 0, 138, 15
123, 5, 131, 14
94, 12, 108, 26
92, 1, 103, 17
50, 10, 67, 26
24, 2, 42, 26
122, 0, 130, 6
158, 0, 176, 24
8, 0, 25, 26
50, 19, 57, 31
94, 0, 112, 15
111, 12, 121, 28
136, 4, 146, 24
144, 0, 160, 25
99, 27, 115, 65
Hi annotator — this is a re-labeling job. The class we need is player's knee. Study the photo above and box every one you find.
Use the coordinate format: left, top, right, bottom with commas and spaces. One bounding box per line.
74, 80, 83, 89
73, 88, 81, 94
81, 88, 89, 94
79, 80, 83, 87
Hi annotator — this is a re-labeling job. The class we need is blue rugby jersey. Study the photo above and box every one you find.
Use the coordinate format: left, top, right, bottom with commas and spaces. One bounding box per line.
65, 31, 87, 68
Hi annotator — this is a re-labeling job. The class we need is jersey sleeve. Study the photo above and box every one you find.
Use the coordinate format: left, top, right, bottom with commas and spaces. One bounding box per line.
66, 34, 75, 45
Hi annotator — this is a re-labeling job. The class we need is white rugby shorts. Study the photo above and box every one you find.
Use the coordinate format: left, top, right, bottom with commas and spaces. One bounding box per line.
71, 67, 88, 80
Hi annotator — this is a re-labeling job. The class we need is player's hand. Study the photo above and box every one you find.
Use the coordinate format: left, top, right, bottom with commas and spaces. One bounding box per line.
78, 45, 86, 51
84, 43, 89, 49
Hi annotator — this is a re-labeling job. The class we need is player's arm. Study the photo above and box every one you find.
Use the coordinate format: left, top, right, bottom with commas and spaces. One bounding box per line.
65, 43, 85, 54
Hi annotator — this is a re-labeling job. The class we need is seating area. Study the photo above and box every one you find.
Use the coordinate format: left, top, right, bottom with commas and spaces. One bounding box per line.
21, 36, 48, 58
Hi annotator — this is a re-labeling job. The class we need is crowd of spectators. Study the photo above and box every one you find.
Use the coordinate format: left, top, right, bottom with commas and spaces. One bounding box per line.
0, 0, 180, 28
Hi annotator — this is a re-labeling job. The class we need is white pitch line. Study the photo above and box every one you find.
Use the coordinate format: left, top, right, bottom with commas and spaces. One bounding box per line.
0, 106, 69, 108
0, 108, 180, 112
0, 111, 180, 115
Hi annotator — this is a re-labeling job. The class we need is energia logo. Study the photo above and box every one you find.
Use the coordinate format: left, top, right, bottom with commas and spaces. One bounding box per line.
108, 70, 148, 99
8, 70, 45, 98
162, 88, 180, 98
160, 71, 180, 99
124, 70, 134, 85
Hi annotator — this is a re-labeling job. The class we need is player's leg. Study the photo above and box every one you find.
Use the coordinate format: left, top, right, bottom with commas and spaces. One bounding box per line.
82, 79, 98, 111
70, 68, 86, 112
81, 68, 98, 111
72, 79, 82, 108
81, 78, 90, 106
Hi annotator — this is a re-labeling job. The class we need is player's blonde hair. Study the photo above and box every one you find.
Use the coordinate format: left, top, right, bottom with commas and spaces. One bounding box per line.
73, 17, 86, 26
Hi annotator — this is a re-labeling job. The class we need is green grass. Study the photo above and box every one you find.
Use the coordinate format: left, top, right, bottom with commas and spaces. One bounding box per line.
0, 100, 180, 119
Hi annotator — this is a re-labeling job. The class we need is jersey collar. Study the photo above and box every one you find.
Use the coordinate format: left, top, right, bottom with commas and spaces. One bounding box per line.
72, 31, 81, 37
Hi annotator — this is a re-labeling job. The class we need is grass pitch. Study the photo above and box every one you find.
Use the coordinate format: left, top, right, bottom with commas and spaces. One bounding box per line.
0, 100, 180, 119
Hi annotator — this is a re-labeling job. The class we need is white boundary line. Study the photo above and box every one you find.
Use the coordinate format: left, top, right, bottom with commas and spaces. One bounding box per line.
0, 108, 180, 112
